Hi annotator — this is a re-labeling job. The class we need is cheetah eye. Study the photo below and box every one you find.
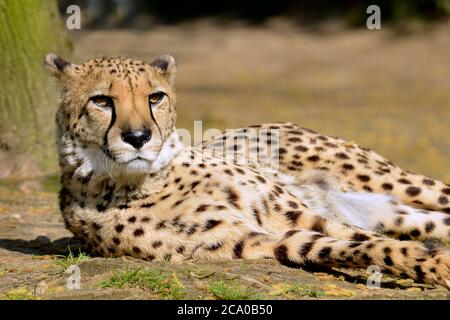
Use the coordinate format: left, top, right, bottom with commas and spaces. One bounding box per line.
90, 95, 114, 109
148, 92, 165, 107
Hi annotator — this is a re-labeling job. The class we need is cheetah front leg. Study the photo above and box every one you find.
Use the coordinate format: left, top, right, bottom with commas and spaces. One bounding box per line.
240, 230, 450, 289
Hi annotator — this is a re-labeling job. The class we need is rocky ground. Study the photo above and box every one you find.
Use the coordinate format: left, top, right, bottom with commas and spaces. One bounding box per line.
0, 183, 448, 300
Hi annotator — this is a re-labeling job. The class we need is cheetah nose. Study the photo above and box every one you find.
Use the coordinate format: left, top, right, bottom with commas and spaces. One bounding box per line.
121, 130, 151, 149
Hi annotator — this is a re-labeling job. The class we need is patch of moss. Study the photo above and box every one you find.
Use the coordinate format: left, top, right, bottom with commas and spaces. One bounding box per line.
101, 269, 185, 300
208, 280, 258, 300
4, 288, 35, 300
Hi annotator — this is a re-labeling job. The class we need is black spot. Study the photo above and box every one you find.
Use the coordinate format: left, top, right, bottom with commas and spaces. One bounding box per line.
414, 265, 425, 282
92, 223, 102, 230
155, 220, 167, 229
128, 216, 136, 223
381, 183, 394, 191
195, 204, 210, 213
351, 233, 370, 241
206, 242, 223, 251
383, 256, 394, 266
288, 201, 298, 209
362, 254, 372, 262
172, 199, 184, 208
294, 145, 308, 152
383, 247, 392, 254
410, 229, 421, 237
311, 216, 325, 233
186, 223, 199, 235
356, 175, 371, 182
133, 228, 144, 237
274, 245, 293, 265
118, 204, 129, 209
299, 242, 314, 257
225, 187, 240, 209
96, 204, 106, 212
145, 254, 155, 261
152, 240, 163, 248
405, 186, 421, 197
366, 243, 375, 249
256, 176, 266, 183
342, 163, 354, 170
141, 202, 155, 208
284, 211, 302, 225
401, 247, 408, 256
307, 155, 320, 162
398, 178, 411, 184
422, 178, 435, 186
284, 230, 299, 238
318, 247, 332, 259
132, 246, 141, 254
113, 237, 121, 245
335, 152, 350, 159
160, 194, 171, 201
425, 221, 435, 233
224, 169, 233, 176
443, 217, 450, 225
398, 234, 412, 241
115, 224, 124, 233
438, 196, 448, 205
395, 217, 404, 226
176, 245, 185, 253
203, 219, 222, 231
233, 240, 244, 259
252, 207, 262, 225
442, 188, 450, 195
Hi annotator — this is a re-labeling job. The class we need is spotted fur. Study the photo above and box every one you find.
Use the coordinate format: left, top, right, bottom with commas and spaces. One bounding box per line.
45, 53, 450, 289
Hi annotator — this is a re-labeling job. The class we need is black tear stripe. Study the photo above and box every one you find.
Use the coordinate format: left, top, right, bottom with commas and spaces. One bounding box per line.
103, 103, 116, 160
149, 103, 163, 143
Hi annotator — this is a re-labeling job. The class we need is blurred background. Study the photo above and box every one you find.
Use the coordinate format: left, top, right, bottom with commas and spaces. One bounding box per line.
1, 0, 450, 189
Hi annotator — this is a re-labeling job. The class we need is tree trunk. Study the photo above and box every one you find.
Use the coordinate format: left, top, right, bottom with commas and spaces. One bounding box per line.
0, 0, 71, 179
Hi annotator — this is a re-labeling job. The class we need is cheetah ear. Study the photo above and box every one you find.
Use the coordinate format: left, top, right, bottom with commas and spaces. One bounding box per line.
150, 55, 176, 85
44, 53, 75, 77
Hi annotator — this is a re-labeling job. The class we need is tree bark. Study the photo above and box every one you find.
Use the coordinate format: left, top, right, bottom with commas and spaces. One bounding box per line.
0, 0, 71, 178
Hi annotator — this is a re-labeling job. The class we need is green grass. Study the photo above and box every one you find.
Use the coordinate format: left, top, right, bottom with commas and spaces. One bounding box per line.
289, 284, 325, 298
269, 283, 326, 298
101, 269, 185, 300
305, 290, 325, 298
41, 175, 61, 193
208, 280, 258, 300
56, 247, 90, 271
4, 289, 35, 300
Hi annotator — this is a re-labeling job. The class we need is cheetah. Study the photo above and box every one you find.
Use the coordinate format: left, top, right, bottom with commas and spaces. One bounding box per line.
44, 53, 450, 289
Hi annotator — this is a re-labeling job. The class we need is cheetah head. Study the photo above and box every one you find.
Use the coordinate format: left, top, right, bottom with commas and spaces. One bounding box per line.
45, 54, 183, 178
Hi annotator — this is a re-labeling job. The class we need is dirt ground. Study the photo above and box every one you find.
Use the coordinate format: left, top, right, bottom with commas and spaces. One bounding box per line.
1, 21, 450, 300
0, 185, 448, 300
